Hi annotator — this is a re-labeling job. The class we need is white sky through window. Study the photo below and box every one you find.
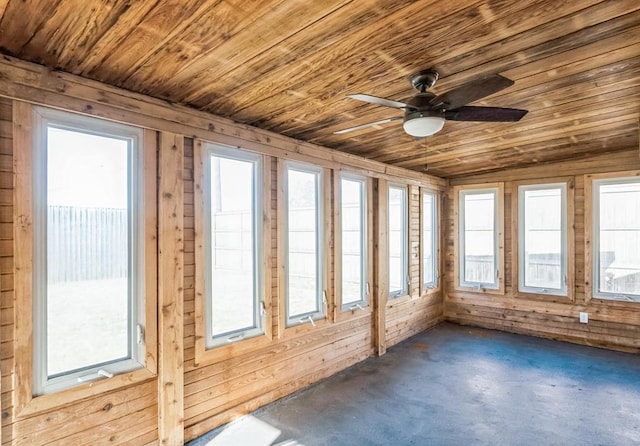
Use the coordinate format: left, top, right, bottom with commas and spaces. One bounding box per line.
47, 127, 128, 208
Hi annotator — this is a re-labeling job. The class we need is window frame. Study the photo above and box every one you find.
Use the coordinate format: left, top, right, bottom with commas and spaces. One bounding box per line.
193, 141, 272, 365
517, 182, 569, 297
586, 172, 640, 304
421, 188, 439, 293
203, 144, 266, 348
454, 183, 504, 294
388, 183, 409, 299
14, 103, 158, 415
32, 107, 146, 396
282, 160, 327, 328
336, 172, 370, 314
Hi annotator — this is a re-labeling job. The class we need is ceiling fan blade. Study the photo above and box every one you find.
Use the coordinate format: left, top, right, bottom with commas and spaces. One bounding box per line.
430, 74, 515, 110
333, 116, 403, 134
445, 106, 528, 122
347, 94, 412, 109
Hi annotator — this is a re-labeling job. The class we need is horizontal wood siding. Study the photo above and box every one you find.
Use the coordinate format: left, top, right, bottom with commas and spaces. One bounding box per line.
0, 98, 13, 445
445, 150, 640, 353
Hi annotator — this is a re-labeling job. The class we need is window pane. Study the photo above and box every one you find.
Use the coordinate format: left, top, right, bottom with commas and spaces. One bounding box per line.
389, 186, 406, 294
288, 168, 319, 317
210, 155, 256, 336
423, 192, 435, 286
341, 178, 364, 305
598, 182, 640, 297
463, 192, 495, 284
522, 188, 562, 289
46, 127, 130, 377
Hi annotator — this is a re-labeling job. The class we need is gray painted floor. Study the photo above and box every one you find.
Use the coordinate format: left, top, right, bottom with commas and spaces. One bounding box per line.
189, 323, 640, 446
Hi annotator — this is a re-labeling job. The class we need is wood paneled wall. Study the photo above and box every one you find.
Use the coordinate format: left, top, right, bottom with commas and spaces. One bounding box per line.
444, 150, 640, 353
0, 56, 444, 444
181, 144, 443, 441
385, 185, 443, 349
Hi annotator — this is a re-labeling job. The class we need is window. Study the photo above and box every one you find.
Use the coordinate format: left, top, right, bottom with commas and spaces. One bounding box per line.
458, 187, 501, 289
32, 108, 146, 395
389, 185, 408, 297
339, 174, 368, 311
592, 176, 640, 302
422, 190, 438, 290
204, 146, 264, 347
284, 163, 325, 325
518, 183, 567, 295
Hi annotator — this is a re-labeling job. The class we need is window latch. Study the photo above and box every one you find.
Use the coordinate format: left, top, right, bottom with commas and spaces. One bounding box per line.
349, 303, 364, 312
137, 324, 145, 345
323, 291, 327, 305
366, 282, 370, 298
227, 333, 245, 343
77, 369, 113, 383
260, 300, 267, 317
300, 315, 316, 327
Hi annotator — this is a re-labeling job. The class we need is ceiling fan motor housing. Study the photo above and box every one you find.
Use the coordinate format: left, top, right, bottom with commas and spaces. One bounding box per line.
404, 93, 444, 119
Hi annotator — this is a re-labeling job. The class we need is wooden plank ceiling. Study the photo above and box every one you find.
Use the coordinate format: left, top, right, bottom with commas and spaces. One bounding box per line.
0, 0, 638, 178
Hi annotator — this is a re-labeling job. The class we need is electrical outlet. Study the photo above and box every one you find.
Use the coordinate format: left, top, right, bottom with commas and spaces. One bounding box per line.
579, 312, 588, 324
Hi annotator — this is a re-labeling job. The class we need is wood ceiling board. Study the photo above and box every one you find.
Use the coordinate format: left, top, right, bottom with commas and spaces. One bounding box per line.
85, 0, 214, 85
194, 0, 490, 115
432, 131, 639, 177
19, 0, 130, 69
238, 1, 635, 140
0, 0, 62, 53
74, 1, 167, 74
0, 0, 638, 177
404, 122, 639, 170
123, 0, 279, 94
182, 0, 430, 113
136, 0, 354, 103
278, 0, 602, 115
221, 0, 525, 124
429, 0, 639, 80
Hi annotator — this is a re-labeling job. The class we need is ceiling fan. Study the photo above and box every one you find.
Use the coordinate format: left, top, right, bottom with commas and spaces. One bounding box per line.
335, 69, 527, 137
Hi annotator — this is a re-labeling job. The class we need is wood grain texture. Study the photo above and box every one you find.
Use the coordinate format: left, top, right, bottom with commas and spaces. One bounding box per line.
158, 132, 185, 446
2, 3, 638, 438
374, 178, 388, 355
0, 1, 638, 177
11, 100, 32, 416
444, 151, 640, 353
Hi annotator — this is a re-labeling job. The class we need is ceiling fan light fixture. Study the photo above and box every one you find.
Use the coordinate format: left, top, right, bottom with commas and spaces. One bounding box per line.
403, 116, 445, 137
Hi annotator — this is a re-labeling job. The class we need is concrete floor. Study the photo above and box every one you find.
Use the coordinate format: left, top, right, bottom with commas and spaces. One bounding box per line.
189, 323, 640, 446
